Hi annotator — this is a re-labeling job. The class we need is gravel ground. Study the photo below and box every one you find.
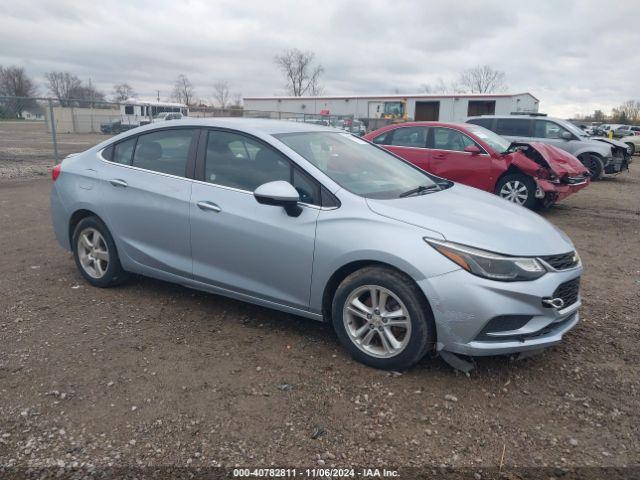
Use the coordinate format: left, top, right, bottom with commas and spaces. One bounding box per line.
0, 121, 106, 180
0, 122, 639, 474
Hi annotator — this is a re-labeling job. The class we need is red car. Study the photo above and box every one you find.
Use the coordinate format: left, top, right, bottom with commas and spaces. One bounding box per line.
363, 122, 590, 209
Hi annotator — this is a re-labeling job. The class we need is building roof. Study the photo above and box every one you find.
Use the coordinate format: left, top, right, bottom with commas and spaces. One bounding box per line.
124, 98, 188, 107
244, 92, 540, 102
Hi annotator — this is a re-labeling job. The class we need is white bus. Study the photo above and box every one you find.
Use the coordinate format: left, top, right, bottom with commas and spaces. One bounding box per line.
101, 100, 189, 133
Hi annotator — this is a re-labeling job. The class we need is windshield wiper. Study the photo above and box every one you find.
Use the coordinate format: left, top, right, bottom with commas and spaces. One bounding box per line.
399, 184, 440, 198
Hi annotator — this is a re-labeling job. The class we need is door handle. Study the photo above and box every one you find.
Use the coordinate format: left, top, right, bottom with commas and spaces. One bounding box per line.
434, 153, 446, 159
197, 201, 221, 213
109, 179, 128, 188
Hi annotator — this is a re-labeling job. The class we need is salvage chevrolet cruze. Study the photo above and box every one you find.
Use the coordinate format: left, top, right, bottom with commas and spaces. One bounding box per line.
51, 119, 583, 369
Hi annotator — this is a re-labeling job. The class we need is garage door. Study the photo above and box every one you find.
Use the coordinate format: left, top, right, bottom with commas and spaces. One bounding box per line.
415, 101, 440, 121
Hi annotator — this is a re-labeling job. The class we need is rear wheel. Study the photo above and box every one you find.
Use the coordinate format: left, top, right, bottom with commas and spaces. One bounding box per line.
72, 216, 129, 287
331, 266, 435, 370
495, 173, 537, 209
580, 153, 604, 179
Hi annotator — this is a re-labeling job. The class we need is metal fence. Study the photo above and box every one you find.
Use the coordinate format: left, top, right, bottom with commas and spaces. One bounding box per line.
0, 96, 366, 166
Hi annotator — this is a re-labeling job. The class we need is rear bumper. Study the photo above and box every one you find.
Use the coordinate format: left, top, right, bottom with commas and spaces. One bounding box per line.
418, 267, 582, 357
536, 178, 589, 202
50, 184, 71, 251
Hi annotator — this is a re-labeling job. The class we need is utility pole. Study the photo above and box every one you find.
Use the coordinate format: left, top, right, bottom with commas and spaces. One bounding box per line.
157, 90, 160, 102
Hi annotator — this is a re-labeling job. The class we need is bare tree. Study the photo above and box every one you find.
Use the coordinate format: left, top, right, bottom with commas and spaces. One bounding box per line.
45, 71, 82, 106
112, 83, 135, 102
45, 72, 105, 106
611, 100, 640, 123
458, 65, 506, 93
231, 92, 243, 108
0, 65, 38, 118
172, 74, 195, 106
0, 66, 37, 97
212, 80, 230, 108
274, 49, 323, 96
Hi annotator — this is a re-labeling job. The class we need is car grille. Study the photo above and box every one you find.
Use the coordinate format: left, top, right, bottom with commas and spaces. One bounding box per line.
564, 175, 588, 184
552, 277, 580, 308
540, 252, 579, 270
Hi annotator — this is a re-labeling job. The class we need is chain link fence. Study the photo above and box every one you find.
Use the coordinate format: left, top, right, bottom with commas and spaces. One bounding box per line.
0, 96, 361, 177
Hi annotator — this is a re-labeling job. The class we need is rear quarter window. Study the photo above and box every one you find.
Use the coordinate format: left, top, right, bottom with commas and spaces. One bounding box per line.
372, 131, 391, 145
112, 137, 137, 165
101, 145, 114, 161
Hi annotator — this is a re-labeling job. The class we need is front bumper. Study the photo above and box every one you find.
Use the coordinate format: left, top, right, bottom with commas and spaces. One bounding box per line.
419, 266, 582, 356
535, 178, 589, 203
604, 152, 629, 173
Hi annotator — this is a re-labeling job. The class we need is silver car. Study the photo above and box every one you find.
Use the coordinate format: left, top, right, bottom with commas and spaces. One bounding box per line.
467, 114, 631, 179
50, 119, 582, 370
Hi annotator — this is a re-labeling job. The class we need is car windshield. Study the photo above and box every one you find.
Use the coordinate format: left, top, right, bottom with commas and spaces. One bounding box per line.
464, 124, 512, 152
275, 131, 440, 199
555, 118, 590, 138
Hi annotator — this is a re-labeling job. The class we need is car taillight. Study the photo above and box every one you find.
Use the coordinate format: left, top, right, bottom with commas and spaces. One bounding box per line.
52, 164, 62, 181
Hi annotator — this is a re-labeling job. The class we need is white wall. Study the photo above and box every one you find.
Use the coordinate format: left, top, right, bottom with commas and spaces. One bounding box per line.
243, 94, 539, 122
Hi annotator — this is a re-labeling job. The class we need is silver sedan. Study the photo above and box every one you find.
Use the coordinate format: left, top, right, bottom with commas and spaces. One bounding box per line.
51, 118, 582, 370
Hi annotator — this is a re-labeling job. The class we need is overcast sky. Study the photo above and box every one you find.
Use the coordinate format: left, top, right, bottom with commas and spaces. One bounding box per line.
1, 0, 638, 117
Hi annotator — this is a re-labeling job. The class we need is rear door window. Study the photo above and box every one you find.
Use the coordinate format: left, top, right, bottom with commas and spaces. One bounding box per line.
496, 119, 531, 137
132, 129, 195, 176
467, 118, 494, 130
389, 127, 427, 147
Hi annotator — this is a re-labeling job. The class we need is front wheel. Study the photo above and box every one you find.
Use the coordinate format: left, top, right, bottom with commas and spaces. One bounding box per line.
495, 173, 537, 209
625, 143, 635, 156
580, 153, 604, 179
332, 266, 436, 370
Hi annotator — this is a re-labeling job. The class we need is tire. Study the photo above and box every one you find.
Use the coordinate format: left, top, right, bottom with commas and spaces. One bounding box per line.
580, 153, 604, 180
331, 266, 436, 370
536, 194, 556, 211
625, 143, 635, 156
495, 173, 538, 209
72, 216, 129, 288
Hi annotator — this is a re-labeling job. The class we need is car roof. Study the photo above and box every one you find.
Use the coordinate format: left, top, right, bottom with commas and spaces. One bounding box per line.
136, 117, 339, 135
367, 121, 472, 131
364, 121, 495, 141
467, 114, 561, 121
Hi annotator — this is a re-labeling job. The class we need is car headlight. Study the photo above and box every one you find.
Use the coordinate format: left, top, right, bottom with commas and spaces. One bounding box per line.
425, 239, 546, 282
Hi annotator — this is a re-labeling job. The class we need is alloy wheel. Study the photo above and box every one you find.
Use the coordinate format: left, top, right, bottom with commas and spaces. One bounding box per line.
342, 285, 411, 358
77, 228, 109, 279
499, 180, 529, 205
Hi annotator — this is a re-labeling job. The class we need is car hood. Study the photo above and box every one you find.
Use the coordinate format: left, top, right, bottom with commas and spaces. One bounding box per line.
366, 184, 574, 256
516, 142, 588, 176
589, 136, 627, 149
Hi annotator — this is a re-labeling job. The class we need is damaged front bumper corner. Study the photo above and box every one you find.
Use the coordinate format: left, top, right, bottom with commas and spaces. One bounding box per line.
535, 177, 590, 203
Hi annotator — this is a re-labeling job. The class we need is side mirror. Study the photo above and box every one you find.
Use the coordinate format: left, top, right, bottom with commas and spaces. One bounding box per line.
464, 145, 481, 155
561, 131, 572, 140
254, 181, 302, 217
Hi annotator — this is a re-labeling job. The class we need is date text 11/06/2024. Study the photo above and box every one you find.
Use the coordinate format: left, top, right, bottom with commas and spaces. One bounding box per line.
232, 468, 400, 478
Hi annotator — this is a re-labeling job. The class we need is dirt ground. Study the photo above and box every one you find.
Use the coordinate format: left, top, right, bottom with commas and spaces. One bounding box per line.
0, 122, 639, 473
